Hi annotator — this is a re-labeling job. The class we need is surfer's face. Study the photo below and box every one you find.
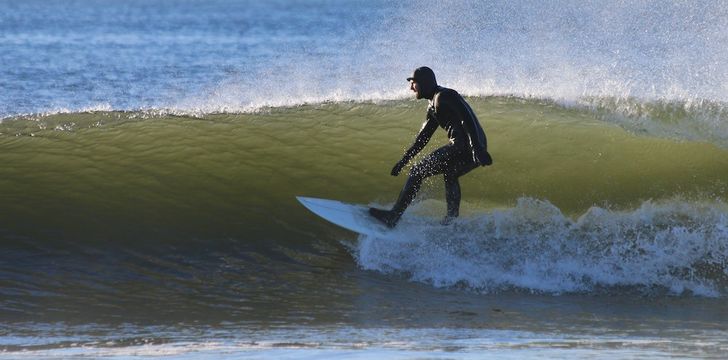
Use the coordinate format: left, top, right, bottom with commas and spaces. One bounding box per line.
410, 80, 422, 99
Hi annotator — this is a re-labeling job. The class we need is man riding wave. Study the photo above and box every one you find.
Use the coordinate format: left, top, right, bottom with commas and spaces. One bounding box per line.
370, 66, 492, 228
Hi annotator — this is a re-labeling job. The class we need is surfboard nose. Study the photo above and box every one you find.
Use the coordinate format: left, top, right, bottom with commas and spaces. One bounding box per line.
296, 196, 392, 238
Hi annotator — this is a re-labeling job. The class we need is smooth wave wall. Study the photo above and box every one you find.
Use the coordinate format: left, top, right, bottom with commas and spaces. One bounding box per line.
2, 98, 727, 241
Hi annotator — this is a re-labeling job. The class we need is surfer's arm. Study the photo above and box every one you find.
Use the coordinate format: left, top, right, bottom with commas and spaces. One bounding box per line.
391, 116, 437, 176
405, 117, 437, 161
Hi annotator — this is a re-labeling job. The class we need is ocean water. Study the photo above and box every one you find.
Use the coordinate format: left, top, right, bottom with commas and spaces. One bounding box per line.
2, 0, 728, 359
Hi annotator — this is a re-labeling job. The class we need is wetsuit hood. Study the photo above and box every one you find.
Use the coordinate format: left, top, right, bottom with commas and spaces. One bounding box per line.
407, 66, 438, 99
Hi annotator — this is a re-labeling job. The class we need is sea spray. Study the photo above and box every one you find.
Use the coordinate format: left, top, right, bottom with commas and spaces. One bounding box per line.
3, 1, 728, 119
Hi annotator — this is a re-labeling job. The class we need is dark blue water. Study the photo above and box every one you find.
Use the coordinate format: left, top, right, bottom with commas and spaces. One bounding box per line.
0, 0, 395, 116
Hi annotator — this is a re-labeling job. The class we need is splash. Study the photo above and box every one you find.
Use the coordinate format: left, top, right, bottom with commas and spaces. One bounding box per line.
354, 198, 728, 297
4, 1, 728, 136
166, 1, 728, 145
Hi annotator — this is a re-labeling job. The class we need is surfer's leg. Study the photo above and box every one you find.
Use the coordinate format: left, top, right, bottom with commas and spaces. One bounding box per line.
391, 169, 425, 213
394, 146, 451, 211
370, 164, 429, 228
442, 153, 479, 223
370, 146, 449, 228
443, 172, 461, 220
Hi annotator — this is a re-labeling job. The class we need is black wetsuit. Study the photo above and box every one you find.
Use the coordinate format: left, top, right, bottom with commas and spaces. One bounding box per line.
370, 78, 492, 228
403, 86, 491, 176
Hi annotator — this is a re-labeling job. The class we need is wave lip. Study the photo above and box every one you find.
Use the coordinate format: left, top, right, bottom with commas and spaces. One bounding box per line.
6, 94, 728, 151
354, 198, 728, 297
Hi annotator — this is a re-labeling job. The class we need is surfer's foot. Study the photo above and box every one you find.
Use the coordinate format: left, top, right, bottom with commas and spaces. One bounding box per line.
440, 215, 455, 226
369, 207, 400, 228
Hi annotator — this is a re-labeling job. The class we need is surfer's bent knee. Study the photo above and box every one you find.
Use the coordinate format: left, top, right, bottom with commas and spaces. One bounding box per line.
408, 162, 432, 180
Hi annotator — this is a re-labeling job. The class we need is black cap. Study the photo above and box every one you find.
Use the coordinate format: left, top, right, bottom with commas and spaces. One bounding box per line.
406, 66, 437, 85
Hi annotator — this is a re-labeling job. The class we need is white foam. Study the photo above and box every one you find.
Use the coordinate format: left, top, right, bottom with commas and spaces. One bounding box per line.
7, 327, 712, 359
353, 198, 728, 297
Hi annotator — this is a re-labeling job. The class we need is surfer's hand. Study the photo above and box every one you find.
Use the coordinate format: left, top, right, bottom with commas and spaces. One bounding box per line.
391, 159, 407, 176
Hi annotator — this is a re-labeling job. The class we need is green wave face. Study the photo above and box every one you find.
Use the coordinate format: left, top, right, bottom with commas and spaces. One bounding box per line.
3, 98, 726, 222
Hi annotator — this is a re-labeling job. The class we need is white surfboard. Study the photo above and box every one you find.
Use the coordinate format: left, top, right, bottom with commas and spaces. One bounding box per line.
297, 196, 393, 238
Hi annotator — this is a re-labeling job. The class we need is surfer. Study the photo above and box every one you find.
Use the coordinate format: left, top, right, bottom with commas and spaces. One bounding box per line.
370, 66, 492, 228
